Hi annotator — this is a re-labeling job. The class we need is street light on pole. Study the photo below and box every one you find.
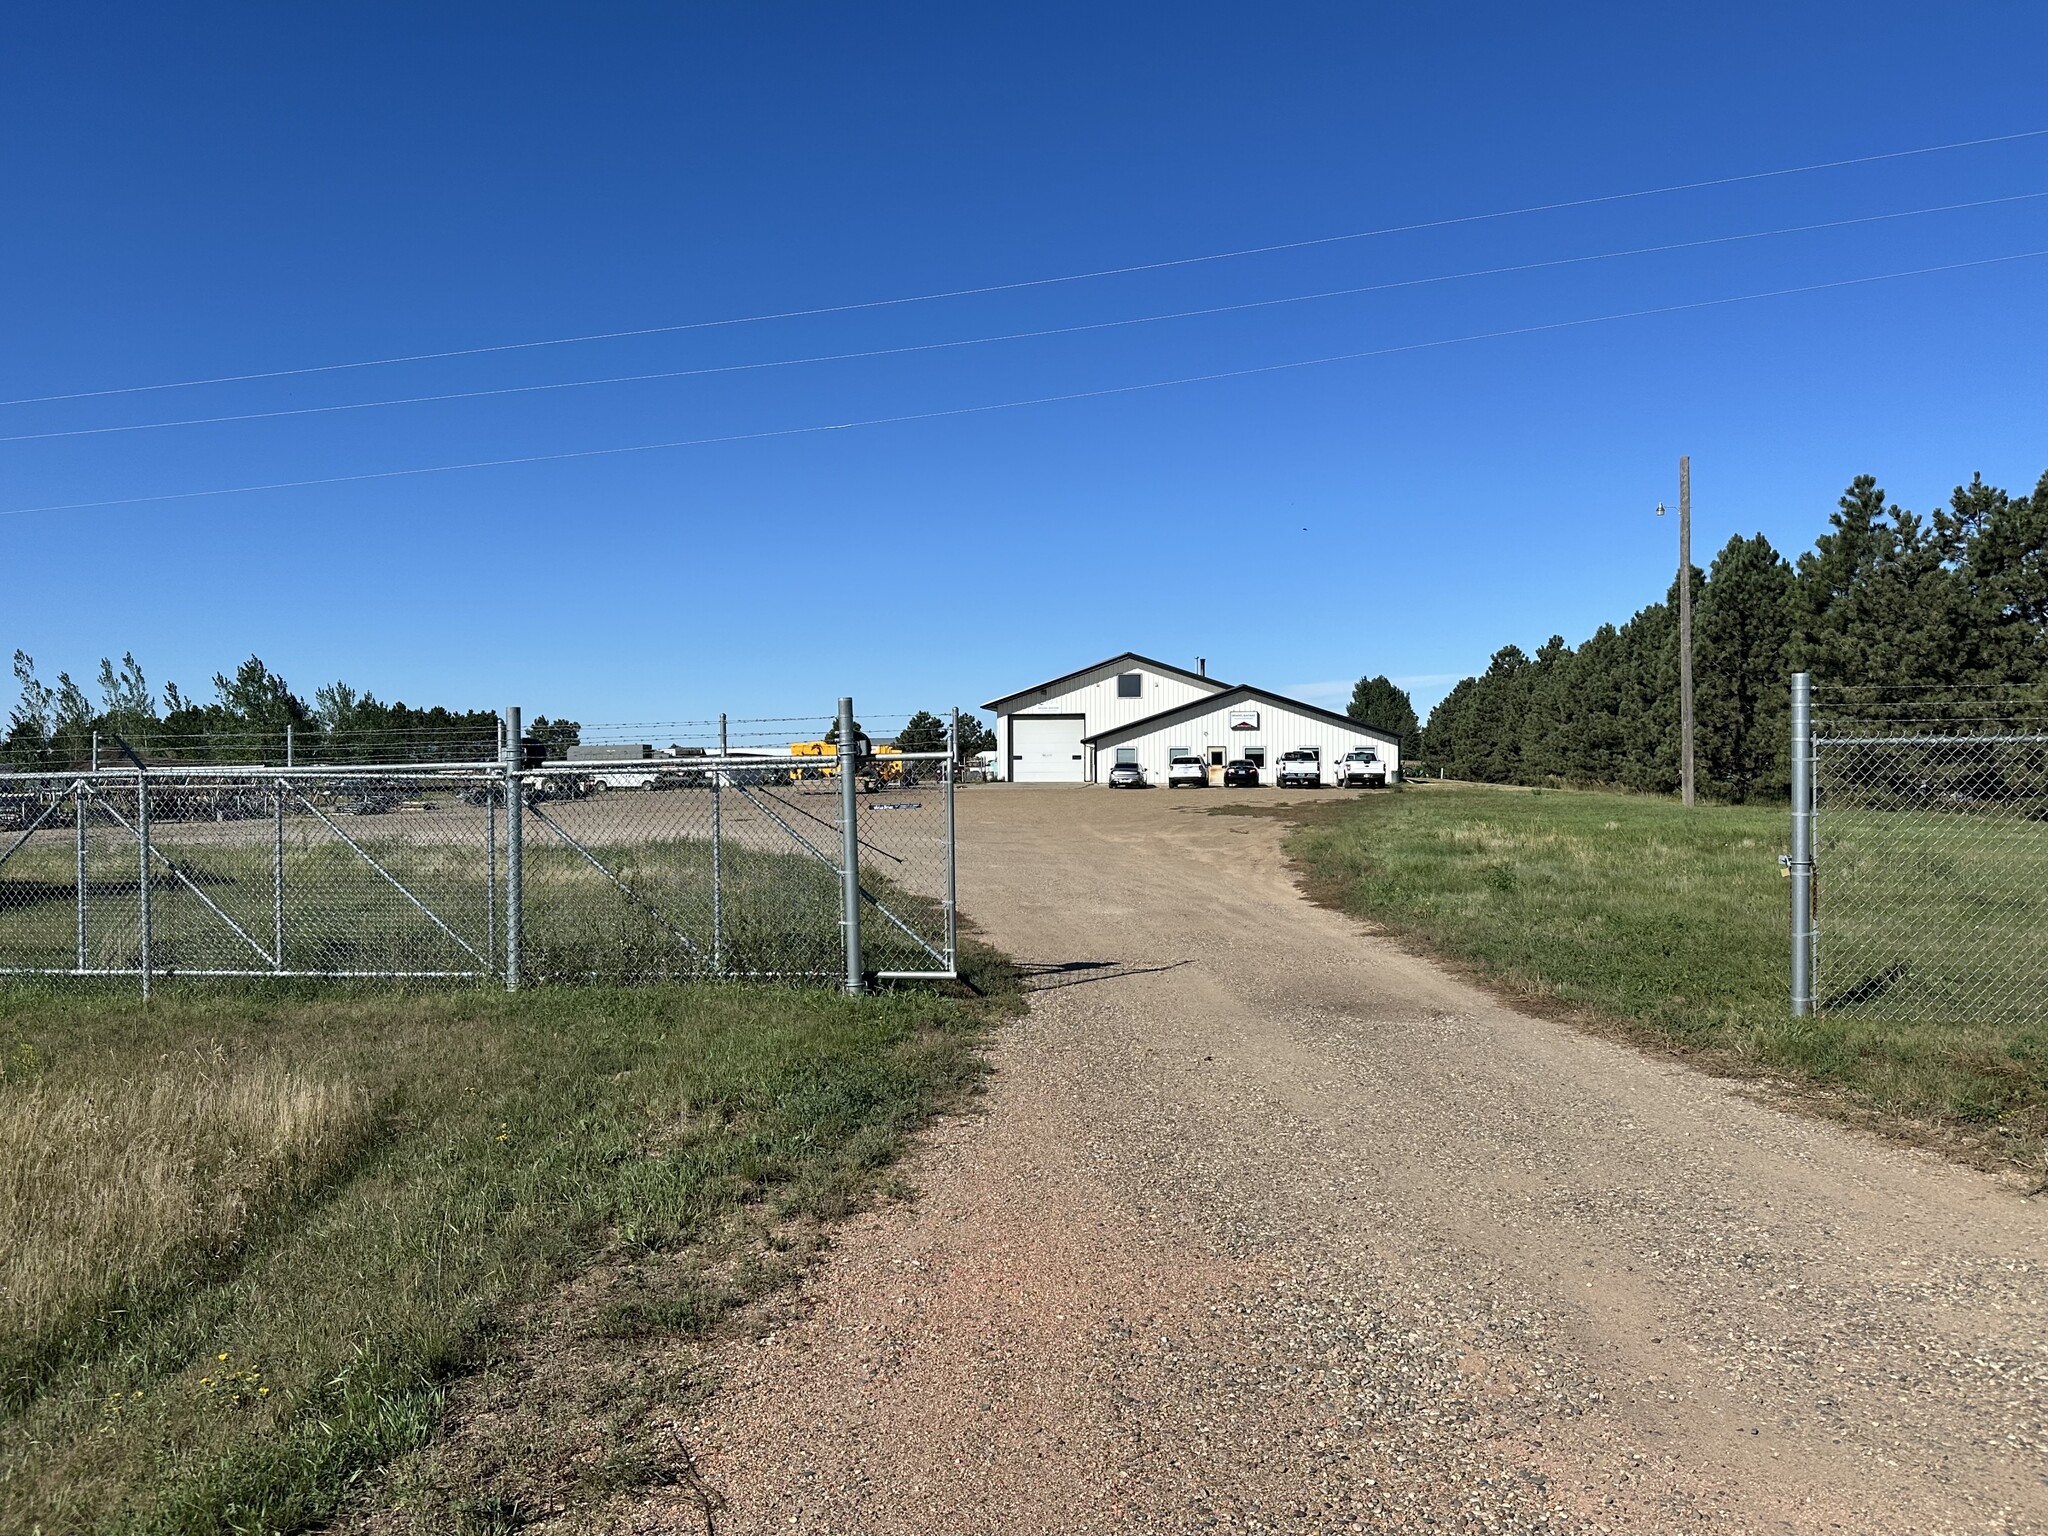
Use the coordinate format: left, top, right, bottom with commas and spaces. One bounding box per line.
1656, 455, 1696, 808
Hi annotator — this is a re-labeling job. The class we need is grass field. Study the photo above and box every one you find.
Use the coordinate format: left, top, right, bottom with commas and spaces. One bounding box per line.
0, 781, 953, 984
0, 958, 1011, 1533
1280, 784, 2048, 1169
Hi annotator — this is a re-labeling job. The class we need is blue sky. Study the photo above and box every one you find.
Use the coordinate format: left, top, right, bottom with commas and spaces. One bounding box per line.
5, 4, 2046, 739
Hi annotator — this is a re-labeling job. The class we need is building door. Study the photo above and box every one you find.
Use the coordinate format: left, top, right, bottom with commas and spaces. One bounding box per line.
1207, 745, 1226, 784
1009, 715, 1086, 782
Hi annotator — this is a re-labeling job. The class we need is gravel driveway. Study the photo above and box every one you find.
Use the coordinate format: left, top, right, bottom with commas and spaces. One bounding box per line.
664, 785, 2046, 1533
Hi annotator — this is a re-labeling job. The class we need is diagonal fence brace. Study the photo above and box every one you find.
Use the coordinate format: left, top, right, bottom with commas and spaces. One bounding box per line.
291, 786, 487, 967
526, 802, 706, 961
95, 793, 277, 968
730, 780, 844, 871
752, 780, 905, 865
0, 782, 78, 875
857, 882, 950, 969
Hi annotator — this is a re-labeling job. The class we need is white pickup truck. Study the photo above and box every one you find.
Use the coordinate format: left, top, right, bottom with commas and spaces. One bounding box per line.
1276, 747, 1323, 788
1335, 747, 1389, 788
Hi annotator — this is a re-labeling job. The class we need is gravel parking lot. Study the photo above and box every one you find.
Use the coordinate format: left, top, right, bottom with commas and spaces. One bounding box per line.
654, 784, 2045, 1533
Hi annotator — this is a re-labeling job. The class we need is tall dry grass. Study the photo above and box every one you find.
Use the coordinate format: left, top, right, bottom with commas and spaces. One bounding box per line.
0, 1055, 371, 1357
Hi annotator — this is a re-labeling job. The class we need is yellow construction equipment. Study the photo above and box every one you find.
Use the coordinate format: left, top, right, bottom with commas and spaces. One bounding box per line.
787, 740, 837, 782
784, 739, 905, 786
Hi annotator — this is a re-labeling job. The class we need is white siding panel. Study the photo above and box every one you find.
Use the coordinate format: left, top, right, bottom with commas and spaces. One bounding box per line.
1026, 667, 1221, 735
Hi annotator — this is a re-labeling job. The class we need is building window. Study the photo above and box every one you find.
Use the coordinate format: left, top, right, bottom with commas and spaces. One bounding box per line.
1117, 672, 1142, 698
1244, 746, 1266, 767
1168, 744, 1190, 759
1115, 746, 1138, 764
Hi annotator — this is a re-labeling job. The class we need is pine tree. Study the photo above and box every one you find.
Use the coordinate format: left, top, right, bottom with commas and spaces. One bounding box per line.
1421, 676, 1476, 778
1554, 624, 1629, 785
1345, 675, 1419, 758
955, 713, 996, 760
894, 711, 947, 754
1695, 534, 1794, 800
1466, 646, 1531, 783
1517, 636, 1573, 782
1938, 472, 2048, 684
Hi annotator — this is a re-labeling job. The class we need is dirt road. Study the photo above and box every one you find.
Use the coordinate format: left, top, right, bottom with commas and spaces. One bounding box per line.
668, 786, 2046, 1533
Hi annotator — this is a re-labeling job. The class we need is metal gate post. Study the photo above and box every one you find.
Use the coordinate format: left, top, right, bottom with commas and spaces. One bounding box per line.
712, 712, 726, 978
75, 782, 88, 971
945, 709, 960, 971
1789, 671, 1814, 1016
486, 784, 497, 976
137, 768, 151, 999
273, 782, 285, 971
838, 696, 865, 994
505, 705, 523, 993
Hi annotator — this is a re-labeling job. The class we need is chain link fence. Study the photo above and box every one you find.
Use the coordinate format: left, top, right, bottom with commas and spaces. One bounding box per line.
1792, 676, 2048, 1025
0, 702, 959, 992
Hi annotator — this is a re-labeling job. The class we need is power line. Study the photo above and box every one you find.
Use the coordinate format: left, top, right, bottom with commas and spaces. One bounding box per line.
5, 245, 2043, 519
9, 189, 2039, 447
5, 126, 2045, 410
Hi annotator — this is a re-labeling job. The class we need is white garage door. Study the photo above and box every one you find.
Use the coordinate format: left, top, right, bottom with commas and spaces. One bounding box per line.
1010, 715, 1085, 782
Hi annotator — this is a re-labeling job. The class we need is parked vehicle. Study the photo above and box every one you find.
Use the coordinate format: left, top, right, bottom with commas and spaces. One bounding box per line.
1335, 747, 1388, 788
1166, 754, 1208, 789
1276, 747, 1323, 788
1106, 761, 1147, 788
1223, 758, 1261, 787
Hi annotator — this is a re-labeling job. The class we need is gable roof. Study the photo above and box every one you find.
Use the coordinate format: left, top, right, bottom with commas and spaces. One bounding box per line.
982, 652, 1228, 713
1082, 684, 1402, 748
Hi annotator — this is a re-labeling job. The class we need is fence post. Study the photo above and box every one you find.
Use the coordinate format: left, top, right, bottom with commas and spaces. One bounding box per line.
945, 708, 960, 973
486, 777, 497, 977
505, 705, 522, 993
712, 712, 726, 978
1790, 671, 1815, 1016
273, 780, 285, 971
136, 767, 151, 999
75, 781, 88, 971
838, 696, 864, 995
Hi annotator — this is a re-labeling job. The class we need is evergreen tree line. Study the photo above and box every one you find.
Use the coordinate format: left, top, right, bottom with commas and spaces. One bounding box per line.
6, 651, 579, 767
1415, 470, 2048, 801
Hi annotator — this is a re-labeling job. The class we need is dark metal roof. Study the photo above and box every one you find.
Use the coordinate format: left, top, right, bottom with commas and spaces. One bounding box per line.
982, 652, 1228, 712
1081, 684, 1401, 747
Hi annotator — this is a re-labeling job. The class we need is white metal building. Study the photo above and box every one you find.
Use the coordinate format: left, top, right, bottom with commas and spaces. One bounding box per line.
984, 653, 1401, 786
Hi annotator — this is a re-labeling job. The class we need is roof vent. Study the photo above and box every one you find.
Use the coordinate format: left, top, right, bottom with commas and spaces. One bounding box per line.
1197, 657, 1206, 677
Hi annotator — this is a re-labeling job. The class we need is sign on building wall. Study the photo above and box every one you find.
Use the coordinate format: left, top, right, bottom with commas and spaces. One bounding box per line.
1227, 708, 1260, 731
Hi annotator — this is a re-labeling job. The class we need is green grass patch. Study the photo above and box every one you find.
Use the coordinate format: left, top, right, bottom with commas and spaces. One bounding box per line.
0, 822, 864, 983
0, 966, 1010, 1533
1284, 784, 2048, 1167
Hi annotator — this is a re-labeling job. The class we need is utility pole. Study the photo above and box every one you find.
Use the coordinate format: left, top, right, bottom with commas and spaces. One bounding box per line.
1657, 457, 1697, 808
1678, 455, 1695, 808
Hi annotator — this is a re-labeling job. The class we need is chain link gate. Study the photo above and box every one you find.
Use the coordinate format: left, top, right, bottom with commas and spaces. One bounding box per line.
1790, 672, 2048, 1025
0, 699, 959, 993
